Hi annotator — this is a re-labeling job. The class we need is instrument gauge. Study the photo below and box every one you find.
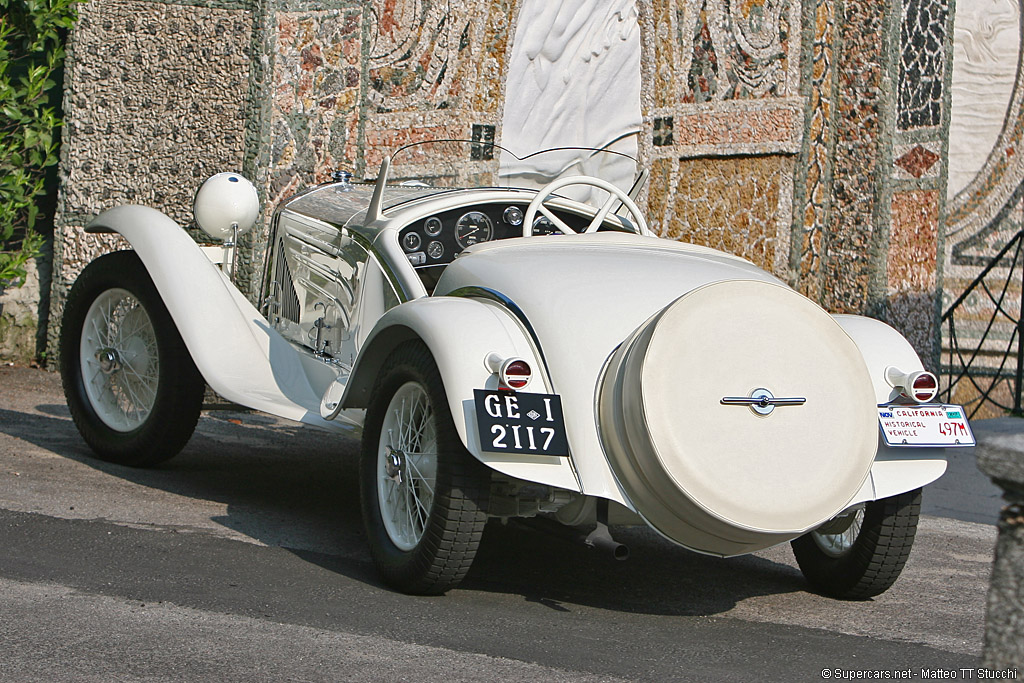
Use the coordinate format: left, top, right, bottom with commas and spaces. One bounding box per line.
532, 215, 559, 235
402, 232, 422, 252
427, 240, 444, 260
503, 206, 524, 226
424, 216, 443, 236
455, 211, 494, 249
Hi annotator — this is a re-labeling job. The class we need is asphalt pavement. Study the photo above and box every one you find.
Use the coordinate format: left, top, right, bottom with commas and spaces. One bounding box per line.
0, 364, 1017, 681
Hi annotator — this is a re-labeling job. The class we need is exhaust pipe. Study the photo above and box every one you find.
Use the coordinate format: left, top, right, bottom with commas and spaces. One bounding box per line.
515, 502, 630, 561
584, 521, 630, 560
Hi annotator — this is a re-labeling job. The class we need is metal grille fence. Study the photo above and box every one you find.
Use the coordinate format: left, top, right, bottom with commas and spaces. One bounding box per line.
941, 226, 1024, 418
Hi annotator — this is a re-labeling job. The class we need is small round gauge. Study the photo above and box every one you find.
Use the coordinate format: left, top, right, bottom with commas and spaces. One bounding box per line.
532, 215, 559, 235
503, 206, 524, 226
427, 240, 444, 260
402, 231, 422, 252
455, 211, 494, 249
424, 216, 443, 236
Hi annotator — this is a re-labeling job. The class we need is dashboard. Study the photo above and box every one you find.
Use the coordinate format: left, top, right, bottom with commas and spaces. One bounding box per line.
398, 202, 593, 269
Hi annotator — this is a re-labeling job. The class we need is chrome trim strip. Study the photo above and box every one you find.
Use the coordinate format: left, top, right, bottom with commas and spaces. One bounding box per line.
446, 285, 550, 381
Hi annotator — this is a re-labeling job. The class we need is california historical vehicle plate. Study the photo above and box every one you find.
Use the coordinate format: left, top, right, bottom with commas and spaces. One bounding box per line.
474, 389, 569, 456
877, 404, 975, 447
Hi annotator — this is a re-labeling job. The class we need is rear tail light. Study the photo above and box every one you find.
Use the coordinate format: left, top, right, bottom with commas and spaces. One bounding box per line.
501, 359, 532, 390
910, 372, 938, 402
885, 366, 938, 403
484, 352, 534, 390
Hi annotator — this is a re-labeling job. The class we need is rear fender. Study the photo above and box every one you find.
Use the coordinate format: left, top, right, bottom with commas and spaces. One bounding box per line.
85, 206, 349, 432
341, 297, 582, 492
833, 314, 947, 504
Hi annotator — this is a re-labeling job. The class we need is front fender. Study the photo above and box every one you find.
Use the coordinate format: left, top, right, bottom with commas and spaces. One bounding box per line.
85, 206, 350, 432
342, 296, 582, 492
833, 314, 948, 503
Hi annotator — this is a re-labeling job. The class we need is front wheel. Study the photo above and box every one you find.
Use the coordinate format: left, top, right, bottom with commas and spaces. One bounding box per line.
359, 341, 489, 595
791, 488, 922, 600
59, 251, 205, 467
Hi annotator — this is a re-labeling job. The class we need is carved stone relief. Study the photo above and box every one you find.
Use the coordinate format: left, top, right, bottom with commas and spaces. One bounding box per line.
499, 0, 642, 193
946, 0, 1019, 199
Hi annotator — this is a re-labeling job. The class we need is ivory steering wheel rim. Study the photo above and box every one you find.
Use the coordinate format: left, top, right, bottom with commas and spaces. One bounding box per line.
522, 175, 649, 237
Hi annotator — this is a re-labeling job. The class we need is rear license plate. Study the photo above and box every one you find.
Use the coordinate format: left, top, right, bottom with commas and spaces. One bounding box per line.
877, 404, 975, 447
473, 389, 569, 456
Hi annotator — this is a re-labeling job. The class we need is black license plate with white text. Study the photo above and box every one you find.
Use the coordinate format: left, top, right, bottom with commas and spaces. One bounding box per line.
473, 389, 569, 456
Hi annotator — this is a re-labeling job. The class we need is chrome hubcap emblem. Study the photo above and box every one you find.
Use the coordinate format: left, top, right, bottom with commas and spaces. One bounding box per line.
96, 348, 121, 375
384, 446, 404, 483
749, 388, 776, 416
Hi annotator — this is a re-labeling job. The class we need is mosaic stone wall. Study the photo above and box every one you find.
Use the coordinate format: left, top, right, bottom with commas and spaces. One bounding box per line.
45, 0, 970, 371
791, 0, 836, 303
47, 0, 253, 354
898, 0, 949, 130
662, 155, 794, 272
269, 10, 362, 204
639, 0, 802, 277
886, 0, 951, 362
362, 0, 517, 173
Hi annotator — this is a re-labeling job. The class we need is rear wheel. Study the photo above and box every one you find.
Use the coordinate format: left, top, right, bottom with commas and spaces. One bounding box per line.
791, 488, 921, 599
360, 341, 489, 595
59, 251, 205, 467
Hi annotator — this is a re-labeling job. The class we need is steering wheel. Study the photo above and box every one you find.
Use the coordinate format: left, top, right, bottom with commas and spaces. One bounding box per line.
522, 175, 650, 237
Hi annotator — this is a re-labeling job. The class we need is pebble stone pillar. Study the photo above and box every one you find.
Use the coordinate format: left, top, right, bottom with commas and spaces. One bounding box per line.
977, 445, 1024, 669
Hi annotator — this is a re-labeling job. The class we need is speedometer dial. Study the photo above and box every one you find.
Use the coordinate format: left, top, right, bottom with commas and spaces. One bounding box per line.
455, 211, 494, 249
532, 215, 559, 235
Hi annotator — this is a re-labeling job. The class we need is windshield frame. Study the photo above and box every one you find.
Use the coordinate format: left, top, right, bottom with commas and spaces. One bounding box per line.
365, 138, 648, 223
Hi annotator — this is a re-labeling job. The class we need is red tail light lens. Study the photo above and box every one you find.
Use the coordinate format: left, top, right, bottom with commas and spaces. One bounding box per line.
911, 372, 938, 402
501, 359, 531, 390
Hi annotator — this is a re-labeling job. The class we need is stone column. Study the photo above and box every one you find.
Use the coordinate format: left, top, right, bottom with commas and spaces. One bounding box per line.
977, 443, 1024, 668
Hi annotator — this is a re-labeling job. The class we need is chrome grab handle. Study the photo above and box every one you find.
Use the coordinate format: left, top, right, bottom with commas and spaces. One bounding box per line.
720, 397, 807, 407
720, 388, 806, 416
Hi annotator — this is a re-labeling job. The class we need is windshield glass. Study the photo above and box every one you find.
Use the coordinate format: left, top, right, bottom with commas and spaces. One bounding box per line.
380, 138, 642, 208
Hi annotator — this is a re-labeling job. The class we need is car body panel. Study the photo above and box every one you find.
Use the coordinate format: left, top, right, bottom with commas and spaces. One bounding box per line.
339, 297, 583, 493
85, 205, 356, 434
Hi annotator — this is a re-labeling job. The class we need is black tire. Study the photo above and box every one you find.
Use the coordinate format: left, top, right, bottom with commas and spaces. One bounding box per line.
59, 250, 205, 467
359, 340, 490, 595
791, 488, 922, 600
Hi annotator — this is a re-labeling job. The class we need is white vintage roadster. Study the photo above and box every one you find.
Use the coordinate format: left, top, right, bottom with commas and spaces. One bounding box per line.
59, 141, 974, 597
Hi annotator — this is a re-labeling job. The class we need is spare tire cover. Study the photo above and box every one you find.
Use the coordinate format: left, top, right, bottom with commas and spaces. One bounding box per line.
600, 280, 877, 555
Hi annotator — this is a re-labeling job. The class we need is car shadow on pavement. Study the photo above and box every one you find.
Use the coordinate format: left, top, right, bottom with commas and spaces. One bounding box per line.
5, 404, 807, 616
460, 519, 807, 616
3, 404, 364, 555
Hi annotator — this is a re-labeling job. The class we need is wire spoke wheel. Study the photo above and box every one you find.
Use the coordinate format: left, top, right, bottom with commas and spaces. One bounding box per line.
60, 251, 205, 467
377, 382, 438, 550
360, 341, 489, 595
810, 508, 864, 558
79, 288, 160, 432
